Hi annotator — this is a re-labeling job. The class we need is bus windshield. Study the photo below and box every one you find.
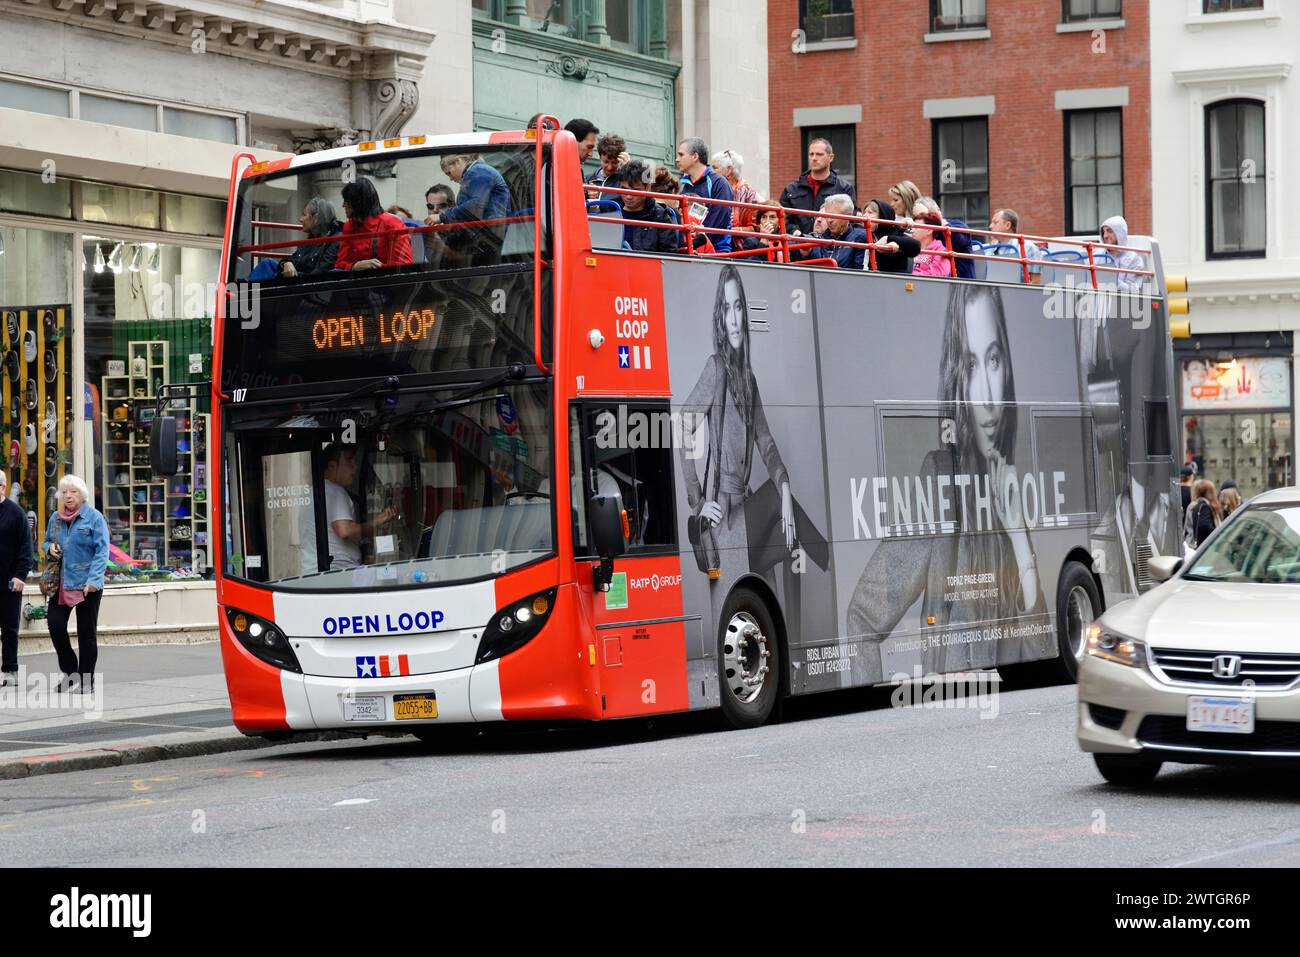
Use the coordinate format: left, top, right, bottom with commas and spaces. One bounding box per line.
223, 380, 553, 591
223, 145, 545, 395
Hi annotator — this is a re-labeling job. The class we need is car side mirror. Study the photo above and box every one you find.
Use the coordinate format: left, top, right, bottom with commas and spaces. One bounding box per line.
149, 415, 179, 476
588, 494, 627, 591
1148, 555, 1182, 583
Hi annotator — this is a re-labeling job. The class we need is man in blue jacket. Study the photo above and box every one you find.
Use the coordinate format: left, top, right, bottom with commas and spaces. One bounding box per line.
676, 137, 733, 253
0, 468, 32, 686
808, 194, 867, 270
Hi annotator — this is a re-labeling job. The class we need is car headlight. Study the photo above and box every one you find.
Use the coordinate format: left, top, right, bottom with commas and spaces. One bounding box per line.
1086, 624, 1145, 668
226, 607, 301, 673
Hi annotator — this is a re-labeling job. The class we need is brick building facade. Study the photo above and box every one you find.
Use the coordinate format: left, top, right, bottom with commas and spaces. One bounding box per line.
767, 0, 1150, 238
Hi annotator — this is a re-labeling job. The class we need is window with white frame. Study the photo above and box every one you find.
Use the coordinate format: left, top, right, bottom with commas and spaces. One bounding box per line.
1206, 99, 1266, 258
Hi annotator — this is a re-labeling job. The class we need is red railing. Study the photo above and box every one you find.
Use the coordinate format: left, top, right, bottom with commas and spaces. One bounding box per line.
585, 184, 1157, 291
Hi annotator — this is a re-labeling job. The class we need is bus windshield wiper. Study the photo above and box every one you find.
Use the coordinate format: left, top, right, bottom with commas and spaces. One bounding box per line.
389, 363, 528, 423
293, 375, 402, 415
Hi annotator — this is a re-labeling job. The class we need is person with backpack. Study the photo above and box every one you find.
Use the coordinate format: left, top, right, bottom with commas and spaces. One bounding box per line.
1183, 479, 1222, 549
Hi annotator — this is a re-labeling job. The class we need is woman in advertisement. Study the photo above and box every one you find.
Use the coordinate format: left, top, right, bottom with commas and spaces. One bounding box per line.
846, 283, 1048, 676
679, 265, 796, 596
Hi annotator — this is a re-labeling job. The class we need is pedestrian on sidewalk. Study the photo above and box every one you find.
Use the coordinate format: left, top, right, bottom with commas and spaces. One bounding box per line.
0, 468, 33, 688
43, 475, 108, 693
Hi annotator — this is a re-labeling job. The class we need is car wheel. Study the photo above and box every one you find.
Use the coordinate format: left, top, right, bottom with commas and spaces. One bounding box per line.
1054, 560, 1102, 683
1093, 753, 1162, 786
717, 587, 782, 729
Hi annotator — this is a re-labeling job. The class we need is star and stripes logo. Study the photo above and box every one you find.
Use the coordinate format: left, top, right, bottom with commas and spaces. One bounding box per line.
616, 344, 652, 370
355, 655, 411, 678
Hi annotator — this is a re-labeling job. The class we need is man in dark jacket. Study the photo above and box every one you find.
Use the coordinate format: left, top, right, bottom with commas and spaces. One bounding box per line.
807, 194, 867, 270
617, 161, 682, 253
778, 137, 856, 236
0, 469, 33, 685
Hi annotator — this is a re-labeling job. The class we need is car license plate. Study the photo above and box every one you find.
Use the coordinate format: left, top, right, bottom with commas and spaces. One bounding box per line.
393, 693, 438, 721
1187, 696, 1255, 734
343, 695, 385, 722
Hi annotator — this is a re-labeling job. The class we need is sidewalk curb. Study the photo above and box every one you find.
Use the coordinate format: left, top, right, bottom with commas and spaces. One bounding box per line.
0, 729, 375, 780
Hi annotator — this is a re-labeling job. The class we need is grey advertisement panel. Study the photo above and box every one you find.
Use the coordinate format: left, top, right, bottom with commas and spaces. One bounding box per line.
662, 258, 1176, 697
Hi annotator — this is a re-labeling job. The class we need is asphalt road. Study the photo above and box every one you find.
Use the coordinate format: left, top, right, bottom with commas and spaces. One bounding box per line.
2, 677, 1299, 867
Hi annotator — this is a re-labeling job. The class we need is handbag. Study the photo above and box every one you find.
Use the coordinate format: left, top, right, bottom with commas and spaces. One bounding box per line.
39, 522, 62, 599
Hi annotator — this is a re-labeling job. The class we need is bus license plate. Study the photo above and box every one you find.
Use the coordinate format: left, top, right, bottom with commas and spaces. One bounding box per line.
343, 695, 385, 722
1187, 696, 1254, 734
393, 693, 438, 721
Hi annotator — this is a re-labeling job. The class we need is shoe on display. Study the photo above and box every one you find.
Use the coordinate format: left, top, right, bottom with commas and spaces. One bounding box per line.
24, 424, 36, 455
42, 309, 56, 341
44, 349, 57, 383
4, 311, 16, 344
22, 329, 35, 364
25, 379, 36, 410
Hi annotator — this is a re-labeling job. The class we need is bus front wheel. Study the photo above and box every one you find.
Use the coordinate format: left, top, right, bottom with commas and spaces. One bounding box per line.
717, 588, 781, 729
1054, 560, 1102, 683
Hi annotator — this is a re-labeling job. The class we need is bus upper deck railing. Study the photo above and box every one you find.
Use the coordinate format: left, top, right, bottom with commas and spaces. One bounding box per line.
584, 184, 1158, 292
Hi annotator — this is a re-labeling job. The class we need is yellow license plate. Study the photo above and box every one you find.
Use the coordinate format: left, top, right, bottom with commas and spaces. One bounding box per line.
393, 693, 438, 721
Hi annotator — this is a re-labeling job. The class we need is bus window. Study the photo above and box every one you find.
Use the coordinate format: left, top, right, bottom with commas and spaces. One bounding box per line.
576, 403, 678, 553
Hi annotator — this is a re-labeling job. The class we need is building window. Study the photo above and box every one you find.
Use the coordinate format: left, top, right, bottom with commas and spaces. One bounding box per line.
799, 0, 855, 43
1203, 0, 1263, 12
0, 77, 69, 117
1065, 109, 1123, 234
1061, 0, 1121, 21
932, 117, 988, 226
1206, 99, 1266, 259
801, 125, 856, 190
930, 0, 986, 32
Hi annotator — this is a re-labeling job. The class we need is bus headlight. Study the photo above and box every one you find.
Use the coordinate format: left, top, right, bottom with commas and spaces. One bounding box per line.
477, 588, 558, 664
226, 607, 302, 673
1086, 625, 1145, 668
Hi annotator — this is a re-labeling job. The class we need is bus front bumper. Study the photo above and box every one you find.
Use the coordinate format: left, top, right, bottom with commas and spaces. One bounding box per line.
278, 658, 504, 730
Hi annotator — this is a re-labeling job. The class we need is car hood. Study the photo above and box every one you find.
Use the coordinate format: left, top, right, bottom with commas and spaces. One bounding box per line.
1101, 579, 1300, 652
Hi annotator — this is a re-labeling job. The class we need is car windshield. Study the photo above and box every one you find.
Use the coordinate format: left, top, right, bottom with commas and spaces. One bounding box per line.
1185, 503, 1300, 583
223, 380, 552, 591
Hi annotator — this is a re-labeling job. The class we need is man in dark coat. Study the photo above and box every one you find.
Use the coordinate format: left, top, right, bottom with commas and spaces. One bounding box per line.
0, 468, 33, 685
617, 161, 682, 254
778, 137, 856, 236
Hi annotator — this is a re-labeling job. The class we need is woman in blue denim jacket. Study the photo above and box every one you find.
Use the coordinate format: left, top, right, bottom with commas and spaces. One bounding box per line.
43, 474, 109, 692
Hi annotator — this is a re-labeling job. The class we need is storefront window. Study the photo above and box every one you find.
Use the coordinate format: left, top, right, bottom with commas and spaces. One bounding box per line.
1180, 355, 1293, 498
80, 183, 161, 230
84, 237, 218, 583
0, 226, 75, 572
0, 169, 73, 219
162, 193, 226, 237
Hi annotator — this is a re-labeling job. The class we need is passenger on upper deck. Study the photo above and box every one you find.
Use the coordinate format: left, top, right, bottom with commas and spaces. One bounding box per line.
564, 118, 600, 164
888, 181, 922, 222
1100, 215, 1146, 291
677, 137, 734, 253
617, 160, 682, 254
711, 149, 760, 231
426, 152, 512, 267
807, 194, 867, 270
916, 196, 976, 281
334, 178, 414, 272
738, 199, 785, 263
860, 199, 919, 274
587, 133, 630, 200
910, 211, 952, 278
779, 138, 855, 237
280, 197, 343, 279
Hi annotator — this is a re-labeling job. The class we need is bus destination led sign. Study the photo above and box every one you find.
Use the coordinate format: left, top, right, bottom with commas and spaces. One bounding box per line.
311, 308, 437, 352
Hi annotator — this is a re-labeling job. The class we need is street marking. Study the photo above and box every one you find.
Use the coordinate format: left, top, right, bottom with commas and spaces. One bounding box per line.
332, 798, 375, 806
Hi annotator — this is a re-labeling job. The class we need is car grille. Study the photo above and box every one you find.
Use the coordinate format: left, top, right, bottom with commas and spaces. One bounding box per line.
1088, 703, 1126, 730
1150, 648, 1300, 688
1138, 716, 1300, 753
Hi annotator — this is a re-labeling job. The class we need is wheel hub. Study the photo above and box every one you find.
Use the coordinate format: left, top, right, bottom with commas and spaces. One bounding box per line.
723, 612, 770, 704
1066, 585, 1094, 661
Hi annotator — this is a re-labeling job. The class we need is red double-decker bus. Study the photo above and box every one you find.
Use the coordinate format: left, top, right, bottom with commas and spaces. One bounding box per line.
154, 120, 1181, 736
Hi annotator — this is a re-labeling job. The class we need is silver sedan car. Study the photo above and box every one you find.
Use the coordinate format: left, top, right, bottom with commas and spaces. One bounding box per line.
1078, 487, 1300, 785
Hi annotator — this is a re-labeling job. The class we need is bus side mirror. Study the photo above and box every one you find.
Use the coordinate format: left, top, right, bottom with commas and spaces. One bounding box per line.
149, 416, 179, 477
589, 494, 627, 591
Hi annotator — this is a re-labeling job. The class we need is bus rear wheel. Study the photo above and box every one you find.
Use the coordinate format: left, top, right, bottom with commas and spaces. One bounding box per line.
1054, 560, 1102, 683
717, 588, 781, 729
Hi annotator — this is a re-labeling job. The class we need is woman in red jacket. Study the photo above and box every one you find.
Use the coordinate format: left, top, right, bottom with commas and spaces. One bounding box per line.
334, 177, 414, 272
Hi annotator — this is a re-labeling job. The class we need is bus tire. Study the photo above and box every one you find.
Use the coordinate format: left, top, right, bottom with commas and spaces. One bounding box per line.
717, 587, 781, 729
1054, 560, 1101, 683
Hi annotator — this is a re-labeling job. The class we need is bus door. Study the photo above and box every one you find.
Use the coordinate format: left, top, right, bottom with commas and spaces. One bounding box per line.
570, 402, 691, 718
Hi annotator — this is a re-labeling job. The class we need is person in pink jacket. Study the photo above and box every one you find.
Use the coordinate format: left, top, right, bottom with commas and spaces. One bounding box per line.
909, 210, 952, 277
